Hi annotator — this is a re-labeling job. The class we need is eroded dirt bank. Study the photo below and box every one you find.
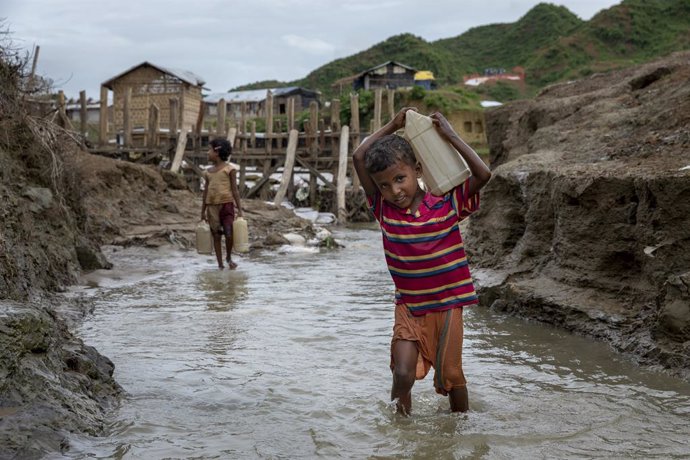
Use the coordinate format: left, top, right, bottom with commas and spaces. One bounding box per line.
467, 51, 690, 380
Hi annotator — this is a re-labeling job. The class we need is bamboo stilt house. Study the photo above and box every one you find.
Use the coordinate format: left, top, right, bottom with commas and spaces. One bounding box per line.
101, 61, 206, 135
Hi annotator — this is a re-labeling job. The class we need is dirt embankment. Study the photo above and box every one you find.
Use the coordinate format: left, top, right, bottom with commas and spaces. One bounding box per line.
467, 51, 690, 379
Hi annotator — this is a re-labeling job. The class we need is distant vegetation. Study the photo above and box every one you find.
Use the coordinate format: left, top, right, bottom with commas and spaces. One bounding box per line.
233, 0, 690, 103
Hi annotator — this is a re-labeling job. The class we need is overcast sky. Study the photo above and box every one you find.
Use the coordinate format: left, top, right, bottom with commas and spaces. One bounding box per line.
4, 0, 621, 99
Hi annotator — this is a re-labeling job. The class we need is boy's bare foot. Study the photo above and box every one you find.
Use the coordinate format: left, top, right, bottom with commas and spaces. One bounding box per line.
228, 261, 237, 270
218, 264, 225, 270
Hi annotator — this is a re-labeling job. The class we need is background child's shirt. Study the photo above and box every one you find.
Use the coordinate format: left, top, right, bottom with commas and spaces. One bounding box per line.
204, 164, 236, 205
368, 179, 480, 316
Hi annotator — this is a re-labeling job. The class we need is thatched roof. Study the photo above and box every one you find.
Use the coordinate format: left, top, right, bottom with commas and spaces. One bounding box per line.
102, 61, 206, 90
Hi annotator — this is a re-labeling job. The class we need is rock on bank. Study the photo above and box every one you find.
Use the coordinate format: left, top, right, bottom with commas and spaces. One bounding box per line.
467, 51, 690, 379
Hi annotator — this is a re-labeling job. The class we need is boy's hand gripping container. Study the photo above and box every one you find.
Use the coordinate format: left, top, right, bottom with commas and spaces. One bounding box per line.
232, 217, 249, 253
403, 110, 471, 196
195, 221, 213, 255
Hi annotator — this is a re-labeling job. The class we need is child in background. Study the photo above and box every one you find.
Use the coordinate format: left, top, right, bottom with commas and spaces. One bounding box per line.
201, 138, 243, 270
352, 107, 491, 414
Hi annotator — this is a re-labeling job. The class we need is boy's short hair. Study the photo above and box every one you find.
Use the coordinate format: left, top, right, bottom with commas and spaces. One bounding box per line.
210, 138, 232, 161
365, 134, 417, 174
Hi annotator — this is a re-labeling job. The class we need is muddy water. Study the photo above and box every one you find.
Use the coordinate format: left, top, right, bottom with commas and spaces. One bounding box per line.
63, 226, 690, 459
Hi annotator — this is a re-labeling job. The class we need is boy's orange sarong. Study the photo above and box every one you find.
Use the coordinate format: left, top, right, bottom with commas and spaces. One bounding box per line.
391, 303, 466, 394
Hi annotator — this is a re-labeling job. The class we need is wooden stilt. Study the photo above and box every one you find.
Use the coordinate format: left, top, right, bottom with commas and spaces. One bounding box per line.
373, 88, 382, 131
170, 128, 188, 173
169, 97, 179, 136
336, 125, 350, 224
123, 87, 132, 147
273, 129, 299, 206
79, 90, 87, 138
99, 86, 108, 146
227, 127, 237, 150
148, 104, 160, 148
350, 92, 361, 190
387, 88, 395, 122
309, 101, 319, 207
217, 98, 226, 137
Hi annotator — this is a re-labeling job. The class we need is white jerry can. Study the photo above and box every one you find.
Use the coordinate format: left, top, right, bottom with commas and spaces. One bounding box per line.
233, 217, 249, 253
195, 221, 213, 255
403, 110, 471, 196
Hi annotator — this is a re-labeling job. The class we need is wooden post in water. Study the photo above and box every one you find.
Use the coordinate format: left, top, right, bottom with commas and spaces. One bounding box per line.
217, 98, 226, 137
273, 129, 299, 206
373, 88, 383, 131
336, 125, 350, 223
148, 103, 159, 148
99, 86, 108, 146
123, 87, 132, 147
79, 90, 87, 138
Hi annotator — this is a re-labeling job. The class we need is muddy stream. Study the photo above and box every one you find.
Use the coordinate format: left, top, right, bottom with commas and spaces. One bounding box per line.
59, 225, 690, 459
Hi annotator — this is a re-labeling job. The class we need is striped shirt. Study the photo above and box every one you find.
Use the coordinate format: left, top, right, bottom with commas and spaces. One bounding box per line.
368, 179, 480, 316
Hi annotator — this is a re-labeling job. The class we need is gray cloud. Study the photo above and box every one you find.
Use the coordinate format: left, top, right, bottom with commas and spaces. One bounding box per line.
3, 0, 620, 99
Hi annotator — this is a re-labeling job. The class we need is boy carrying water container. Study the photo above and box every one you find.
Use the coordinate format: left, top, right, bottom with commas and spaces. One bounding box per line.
353, 107, 491, 414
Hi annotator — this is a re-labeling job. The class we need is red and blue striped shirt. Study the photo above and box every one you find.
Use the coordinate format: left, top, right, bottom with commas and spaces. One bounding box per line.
368, 179, 480, 316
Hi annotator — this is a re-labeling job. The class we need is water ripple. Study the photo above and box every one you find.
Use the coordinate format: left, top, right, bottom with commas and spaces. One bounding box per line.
63, 230, 690, 459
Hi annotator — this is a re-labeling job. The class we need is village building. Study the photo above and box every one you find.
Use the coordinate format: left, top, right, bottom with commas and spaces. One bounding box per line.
413, 70, 436, 90
101, 61, 206, 134
450, 110, 487, 145
204, 86, 320, 120
332, 61, 418, 93
66, 100, 103, 124
463, 66, 526, 87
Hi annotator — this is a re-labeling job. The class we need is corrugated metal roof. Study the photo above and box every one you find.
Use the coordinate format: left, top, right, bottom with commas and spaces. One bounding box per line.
365, 61, 417, 73
204, 86, 318, 104
331, 61, 417, 87
205, 89, 270, 104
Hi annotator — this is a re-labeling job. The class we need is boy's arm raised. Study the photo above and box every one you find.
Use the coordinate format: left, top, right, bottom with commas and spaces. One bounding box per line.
430, 112, 491, 197
352, 107, 416, 197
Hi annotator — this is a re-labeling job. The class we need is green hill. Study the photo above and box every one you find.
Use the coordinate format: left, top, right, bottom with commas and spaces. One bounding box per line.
233, 0, 690, 100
